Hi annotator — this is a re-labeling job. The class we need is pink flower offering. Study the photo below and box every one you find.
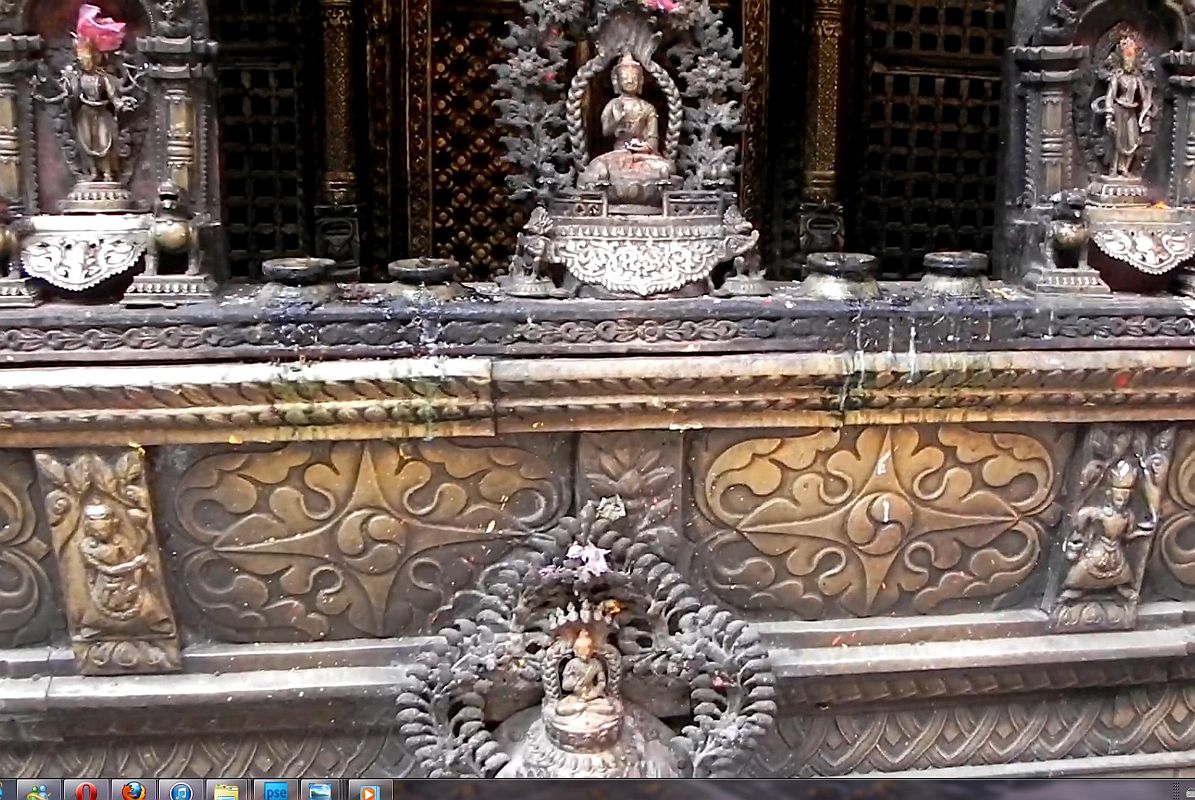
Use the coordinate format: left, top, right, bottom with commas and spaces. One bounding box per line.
644, 0, 682, 11
76, 4, 126, 53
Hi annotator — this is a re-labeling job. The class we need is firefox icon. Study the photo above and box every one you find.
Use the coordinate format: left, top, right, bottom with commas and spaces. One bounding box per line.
120, 784, 145, 800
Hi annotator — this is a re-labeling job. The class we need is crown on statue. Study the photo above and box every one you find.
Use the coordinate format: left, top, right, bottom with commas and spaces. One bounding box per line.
548, 598, 621, 633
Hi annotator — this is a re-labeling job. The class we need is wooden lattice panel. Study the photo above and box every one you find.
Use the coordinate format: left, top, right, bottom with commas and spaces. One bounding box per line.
852, 0, 1007, 278
212, 0, 316, 278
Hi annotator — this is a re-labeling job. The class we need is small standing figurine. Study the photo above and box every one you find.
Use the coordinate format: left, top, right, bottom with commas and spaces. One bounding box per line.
578, 53, 676, 206
36, 3, 143, 203
556, 627, 617, 717
1060, 459, 1145, 603
1095, 35, 1155, 178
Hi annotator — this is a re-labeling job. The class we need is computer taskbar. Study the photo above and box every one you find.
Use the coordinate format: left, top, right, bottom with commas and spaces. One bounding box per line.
0, 780, 391, 800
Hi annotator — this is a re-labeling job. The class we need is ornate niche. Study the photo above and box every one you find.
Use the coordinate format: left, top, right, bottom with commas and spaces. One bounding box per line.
164, 438, 572, 642
998, 0, 1195, 294
491, 0, 763, 299
689, 425, 1074, 619
396, 498, 775, 778
0, 0, 222, 307
1044, 423, 1176, 631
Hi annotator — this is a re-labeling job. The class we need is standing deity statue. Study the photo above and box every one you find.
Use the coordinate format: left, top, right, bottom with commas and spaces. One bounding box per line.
578, 53, 675, 205
1061, 459, 1143, 602
37, 4, 142, 187
1095, 35, 1155, 178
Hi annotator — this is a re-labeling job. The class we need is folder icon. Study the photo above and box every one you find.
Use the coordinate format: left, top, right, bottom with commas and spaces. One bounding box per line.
214, 786, 239, 800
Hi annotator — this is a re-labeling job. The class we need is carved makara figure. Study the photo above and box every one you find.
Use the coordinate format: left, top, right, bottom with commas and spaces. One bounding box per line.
1061, 460, 1143, 602
1094, 36, 1155, 178
578, 53, 676, 206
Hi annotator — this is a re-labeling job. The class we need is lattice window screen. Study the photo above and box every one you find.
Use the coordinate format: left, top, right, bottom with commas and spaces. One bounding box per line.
211, 0, 315, 279
430, 12, 525, 279
852, 0, 1007, 278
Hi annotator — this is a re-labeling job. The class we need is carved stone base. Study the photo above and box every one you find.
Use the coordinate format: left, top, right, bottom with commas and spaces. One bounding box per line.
720, 273, 771, 297
122, 274, 216, 307
1022, 265, 1112, 295
1087, 176, 1150, 207
61, 181, 137, 214
1050, 597, 1137, 633
493, 703, 679, 778
0, 275, 41, 307
75, 637, 182, 676
497, 271, 555, 298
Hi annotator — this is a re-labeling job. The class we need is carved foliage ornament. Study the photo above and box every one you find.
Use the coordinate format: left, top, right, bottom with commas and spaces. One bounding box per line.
396, 499, 775, 778
171, 439, 570, 641
34, 449, 180, 674
21, 230, 148, 291
694, 426, 1070, 618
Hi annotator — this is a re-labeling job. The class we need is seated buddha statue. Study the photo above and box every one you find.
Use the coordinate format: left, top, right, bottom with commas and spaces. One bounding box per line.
578, 53, 676, 207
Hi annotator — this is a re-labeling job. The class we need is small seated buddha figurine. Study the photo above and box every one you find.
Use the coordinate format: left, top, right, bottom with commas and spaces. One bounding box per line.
578, 53, 676, 207
555, 627, 618, 717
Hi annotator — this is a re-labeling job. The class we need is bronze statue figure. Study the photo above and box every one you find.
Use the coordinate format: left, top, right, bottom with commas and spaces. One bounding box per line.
578, 53, 676, 206
1095, 35, 1155, 178
38, 5, 142, 185
556, 627, 617, 717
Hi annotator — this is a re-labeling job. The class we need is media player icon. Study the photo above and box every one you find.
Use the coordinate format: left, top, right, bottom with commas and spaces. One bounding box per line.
358, 788, 378, 800
169, 786, 192, 800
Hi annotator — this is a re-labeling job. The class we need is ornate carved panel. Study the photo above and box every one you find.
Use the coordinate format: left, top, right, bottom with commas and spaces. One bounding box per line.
1148, 427, 1195, 600
690, 425, 1073, 618
756, 683, 1195, 776
0, 727, 415, 779
0, 450, 57, 648
165, 437, 572, 642
33, 449, 181, 674
850, 0, 1008, 277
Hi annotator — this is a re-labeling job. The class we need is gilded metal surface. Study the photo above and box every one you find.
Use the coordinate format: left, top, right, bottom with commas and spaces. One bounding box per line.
692, 425, 1070, 617
165, 437, 570, 641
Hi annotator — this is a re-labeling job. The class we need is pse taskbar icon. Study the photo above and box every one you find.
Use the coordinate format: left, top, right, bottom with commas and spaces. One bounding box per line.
252, 780, 296, 800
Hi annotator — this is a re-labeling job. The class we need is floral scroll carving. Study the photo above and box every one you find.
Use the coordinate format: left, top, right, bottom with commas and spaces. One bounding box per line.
693, 426, 1072, 617
0, 450, 56, 647
34, 449, 180, 674
170, 438, 571, 641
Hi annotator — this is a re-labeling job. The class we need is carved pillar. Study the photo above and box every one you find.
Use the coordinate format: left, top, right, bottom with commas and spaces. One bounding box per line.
315, 0, 361, 276
1164, 51, 1195, 207
1012, 46, 1085, 204
33, 448, 181, 675
0, 34, 40, 215
139, 37, 217, 200
798, 0, 847, 256
740, 0, 770, 225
